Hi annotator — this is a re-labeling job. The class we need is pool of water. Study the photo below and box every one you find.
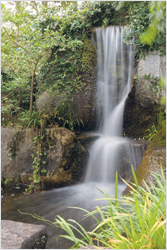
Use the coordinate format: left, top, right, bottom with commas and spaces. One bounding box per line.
1, 182, 126, 249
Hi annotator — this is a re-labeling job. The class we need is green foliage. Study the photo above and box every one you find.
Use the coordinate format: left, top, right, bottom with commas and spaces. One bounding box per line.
1, 2, 93, 129
143, 124, 157, 142
159, 77, 166, 106
24, 132, 46, 195
140, 1, 166, 46
19, 167, 166, 249
7, 148, 12, 162
120, 2, 166, 58
1, 2, 83, 127
79, 1, 128, 29
144, 74, 161, 96
4, 179, 9, 185
1, 1, 62, 114
20, 110, 43, 128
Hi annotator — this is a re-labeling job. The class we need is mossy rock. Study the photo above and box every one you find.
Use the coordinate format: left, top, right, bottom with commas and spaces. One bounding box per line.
123, 147, 166, 195
36, 38, 97, 131
148, 120, 166, 148
78, 39, 97, 81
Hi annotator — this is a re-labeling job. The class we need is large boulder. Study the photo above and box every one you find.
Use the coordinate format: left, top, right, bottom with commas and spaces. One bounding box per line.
123, 52, 166, 138
1, 220, 47, 249
40, 128, 88, 188
1, 127, 88, 188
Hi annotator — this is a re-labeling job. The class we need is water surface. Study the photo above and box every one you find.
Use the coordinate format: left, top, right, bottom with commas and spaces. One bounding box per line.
2, 183, 126, 249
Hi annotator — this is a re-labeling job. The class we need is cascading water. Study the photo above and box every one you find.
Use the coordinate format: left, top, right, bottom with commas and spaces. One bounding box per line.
1, 26, 146, 249
85, 26, 143, 183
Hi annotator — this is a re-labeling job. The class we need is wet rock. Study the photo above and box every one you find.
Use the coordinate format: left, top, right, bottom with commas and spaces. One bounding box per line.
123, 147, 166, 195
1, 220, 47, 249
118, 140, 148, 181
77, 133, 100, 149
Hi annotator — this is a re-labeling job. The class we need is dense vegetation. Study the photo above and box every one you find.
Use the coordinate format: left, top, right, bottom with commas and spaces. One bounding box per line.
1, 1, 166, 130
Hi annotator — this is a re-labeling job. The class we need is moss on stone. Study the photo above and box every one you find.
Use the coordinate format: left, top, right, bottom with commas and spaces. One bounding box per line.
156, 110, 166, 130
123, 147, 166, 195
48, 141, 54, 146
41, 169, 73, 188
79, 39, 96, 75
148, 120, 166, 148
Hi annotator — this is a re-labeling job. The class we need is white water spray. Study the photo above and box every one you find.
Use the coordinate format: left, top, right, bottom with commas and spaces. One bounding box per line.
85, 26, 144, 183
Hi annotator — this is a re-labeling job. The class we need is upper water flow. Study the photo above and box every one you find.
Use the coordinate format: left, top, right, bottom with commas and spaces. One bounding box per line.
85, 26, 137, 183
95, 26, 134, 136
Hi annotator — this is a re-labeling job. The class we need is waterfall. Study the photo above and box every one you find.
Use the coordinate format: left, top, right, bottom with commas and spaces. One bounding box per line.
85, 26, 144, 183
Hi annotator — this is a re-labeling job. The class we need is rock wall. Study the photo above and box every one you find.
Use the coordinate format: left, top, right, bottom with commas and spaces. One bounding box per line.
1, 127, 88, 188
123, 52, 166, 138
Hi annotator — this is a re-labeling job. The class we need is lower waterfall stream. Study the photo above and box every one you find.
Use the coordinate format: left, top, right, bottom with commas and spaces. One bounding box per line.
1, 27, 145, 249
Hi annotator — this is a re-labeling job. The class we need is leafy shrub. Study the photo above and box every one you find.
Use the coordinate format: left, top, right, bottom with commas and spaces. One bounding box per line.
121, 1, 166, 58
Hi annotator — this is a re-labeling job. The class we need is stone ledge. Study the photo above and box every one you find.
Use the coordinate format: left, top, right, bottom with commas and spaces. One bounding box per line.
1, 220, 47, 249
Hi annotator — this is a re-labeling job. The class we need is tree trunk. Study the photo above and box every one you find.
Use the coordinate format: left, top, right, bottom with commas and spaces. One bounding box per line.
30, 62, 38, 115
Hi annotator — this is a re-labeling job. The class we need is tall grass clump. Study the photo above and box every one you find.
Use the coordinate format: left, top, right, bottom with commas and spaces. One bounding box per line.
20, 167, 166, 249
